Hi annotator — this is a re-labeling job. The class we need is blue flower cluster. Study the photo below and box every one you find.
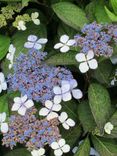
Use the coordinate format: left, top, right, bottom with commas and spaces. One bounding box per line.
74, 22, 117, 57
2, 108, 60, 151
7, 49, 73, 103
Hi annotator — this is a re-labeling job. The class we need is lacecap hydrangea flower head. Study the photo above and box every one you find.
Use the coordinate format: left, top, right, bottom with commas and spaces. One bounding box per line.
74, 22, 117, 57
7, 38, 73, 103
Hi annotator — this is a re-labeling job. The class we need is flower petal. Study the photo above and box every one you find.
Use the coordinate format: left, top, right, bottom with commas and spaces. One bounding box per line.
67, 39, 75, 46
66, 118, 75, 127
58, 112, 68, 123
0, 112, 6, 122
79, 62, 89, 73
24, 100, 34, 108
53, 86, 61, 94
14, 97, 21, 103
51, 142, 59, 149
60, 45, 70, 53
33, 19, 40, 25
38, 148, 45, 155
1, 82, 7, 90
69, 79, 78, 89
21, 95, 27, 103
62, 122, 70, 130
75, 53, 86, 62
62, 92, 72, 102
34, 43, 42, 50
37, 38, 48, 44
12, 103, 21, 111
54, 95, 62, 104
54, 149, 63, 156
47, 112, 58, 120
88, 59, 98, 69
18, 106, 27, 116
61, 144, 70, 153
72, 89, 83, 99
86, 50, 94, 60
24, 42, 34, 49
0, 72, 5, 82
31, 150, 38, 156
61, 84, 70, 94
54, 43, 64, 49
52, 104, 62, 111
45, 100, 53, 109
1, 123, 8, 133
58, 139, 65, 147
28, 35, 37, 42
39, 108, 49, 116
60, 35, 69, 43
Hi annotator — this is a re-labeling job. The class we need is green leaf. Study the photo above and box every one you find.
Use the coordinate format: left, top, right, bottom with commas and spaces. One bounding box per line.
92, 136, 117, 156
52, 2, 88, 30
58, 22, 77, 38
92, 60, 113, 86
46, 51, 78, 66
78, 101, 96, 133
88, 83, 111, 132
85, 1, 96, 22
61, 124, 81, 148
74, 137, 90, 156
61, 100, 78, 121
2, 23, 47, 76
105, 6, 117, 22
4, 148, 31, 156
22, 0, 30, 7
0, 35, 10, 60
110, 0, 117, 15
0, 94, 9, 117
95, 1, 111, 23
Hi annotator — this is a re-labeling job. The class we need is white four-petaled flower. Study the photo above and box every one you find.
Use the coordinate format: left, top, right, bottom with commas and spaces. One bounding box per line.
6, 44, 16, 69
58, 112, 75, 130
31, 12, 40, 25
53, 79, 83, 104
11, 95, 34, 116
0, 112, 8, 133
24, 35, 48, 50
54, 34, 75, 53
17, 20, 27, 31
75, 50, 98, 73
51, 138, 70, 156
104, 122, 114, 134
31, 148, 45, 156
39, 100, 62, 120
0, 72, 7, 93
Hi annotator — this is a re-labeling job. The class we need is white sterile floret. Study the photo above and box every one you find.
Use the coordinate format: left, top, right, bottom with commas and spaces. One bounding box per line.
39, 100, 62, 120
31, 148, 45, 156
54, 34, 75, 53
0, 72, 7, 93
51, 138, 70, 156
104, 122, 114, 134
11, 94, 34, 116
53, 79, 83, 104
17, 20, 27, 31
6, 44, 16, 69
31, 12, 40, 25
0, 112, 8, 133
58, 112, 75, 130
24, 35, 48, 50
75, 50, 98, 73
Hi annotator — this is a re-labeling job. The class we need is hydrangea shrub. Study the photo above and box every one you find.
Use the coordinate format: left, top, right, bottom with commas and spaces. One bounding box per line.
0, 0, 117, 156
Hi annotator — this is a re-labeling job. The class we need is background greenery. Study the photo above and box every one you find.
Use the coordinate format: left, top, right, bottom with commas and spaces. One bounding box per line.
0, 0, 117, 156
